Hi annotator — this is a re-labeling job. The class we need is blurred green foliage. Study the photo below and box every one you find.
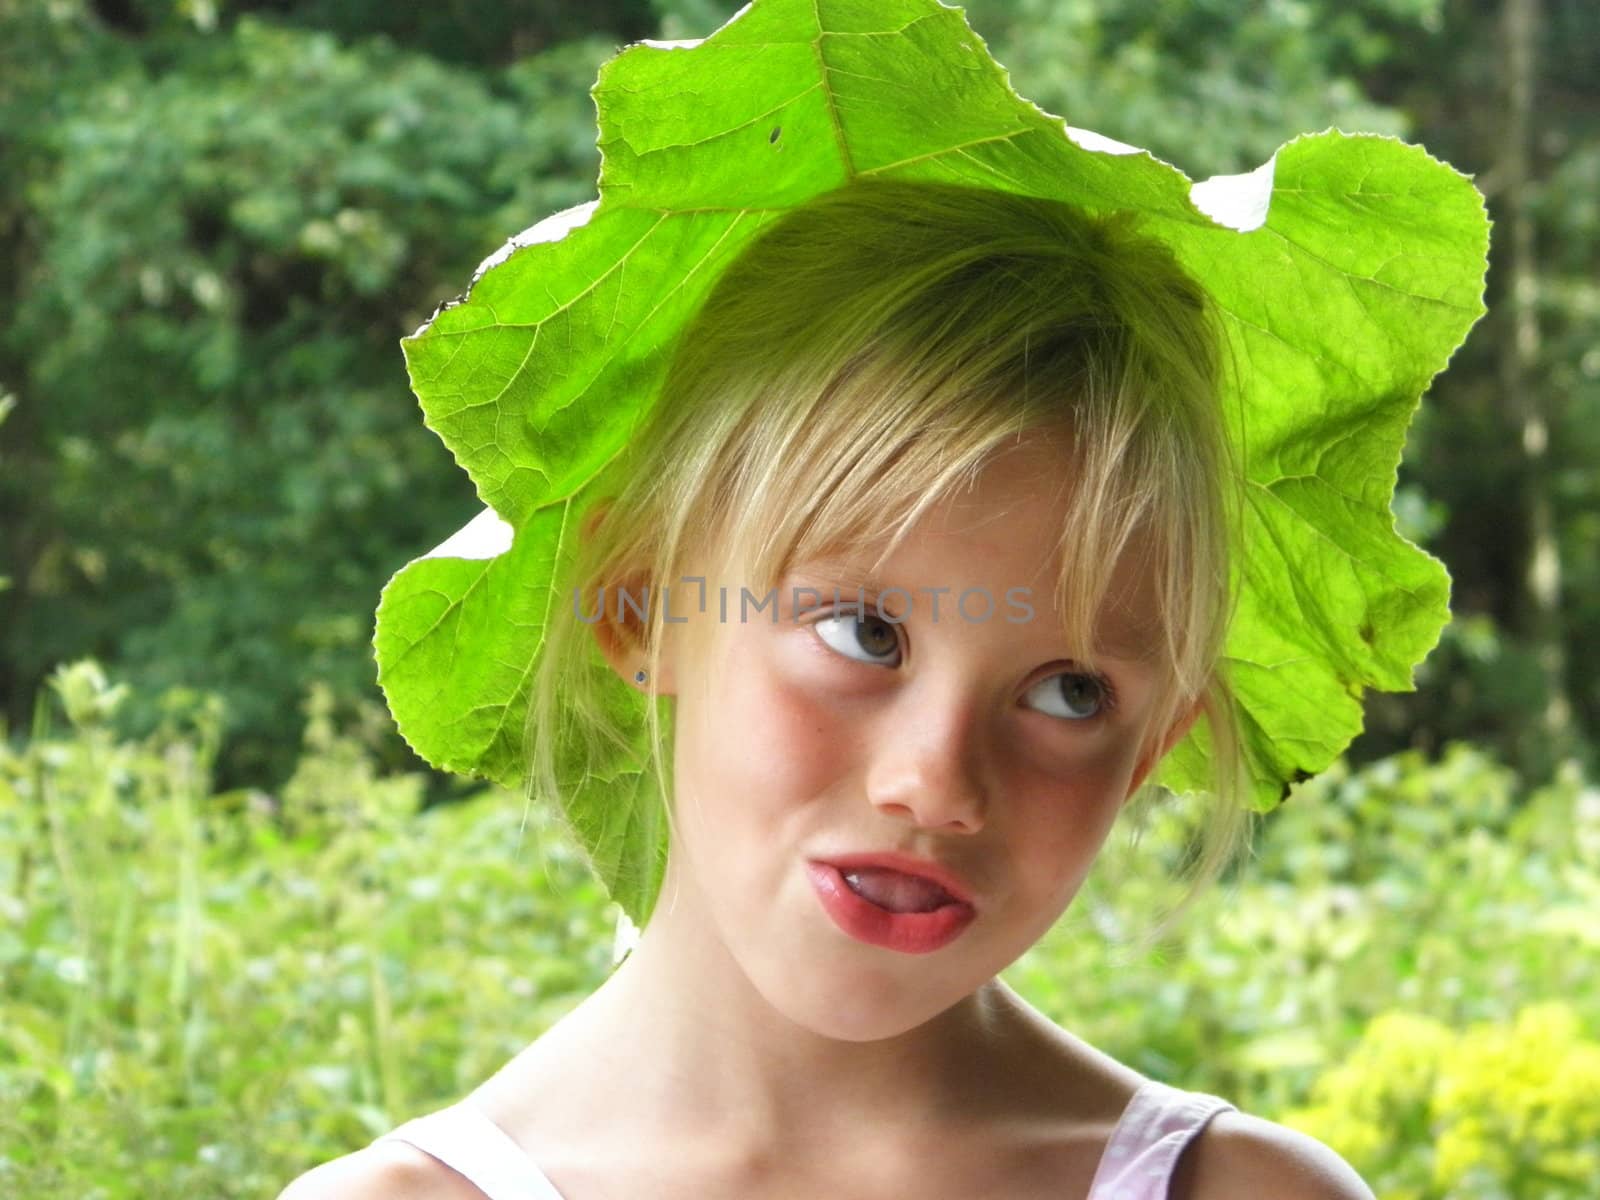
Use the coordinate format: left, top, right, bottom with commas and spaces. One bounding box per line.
2, 663, 1596, 1196
1, 2, 619, 785
1284, 1003, 1600, 1197
0, 662, 615, 1195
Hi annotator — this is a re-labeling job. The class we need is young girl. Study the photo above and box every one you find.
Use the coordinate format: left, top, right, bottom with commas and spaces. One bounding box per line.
280, 178, 1378, 1199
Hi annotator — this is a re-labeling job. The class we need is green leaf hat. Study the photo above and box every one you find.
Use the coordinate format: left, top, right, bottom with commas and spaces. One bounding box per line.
373, 0, 1491, 927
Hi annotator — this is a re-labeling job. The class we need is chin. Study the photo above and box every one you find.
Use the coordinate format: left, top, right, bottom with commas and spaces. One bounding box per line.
749, 942, 984, 1043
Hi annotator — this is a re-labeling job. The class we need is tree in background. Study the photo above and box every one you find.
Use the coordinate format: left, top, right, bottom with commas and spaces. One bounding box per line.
1345, 0, 1600, 779
0, 1, 627, 784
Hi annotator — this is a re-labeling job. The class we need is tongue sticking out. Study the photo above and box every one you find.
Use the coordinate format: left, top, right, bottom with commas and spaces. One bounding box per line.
843, 867, 956, 913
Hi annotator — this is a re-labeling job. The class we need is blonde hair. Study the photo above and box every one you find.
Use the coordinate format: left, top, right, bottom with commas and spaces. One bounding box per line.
527, 178, 1254, 949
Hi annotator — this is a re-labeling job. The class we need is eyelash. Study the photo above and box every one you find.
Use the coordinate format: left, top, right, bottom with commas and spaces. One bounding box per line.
802, 605, 1118, 721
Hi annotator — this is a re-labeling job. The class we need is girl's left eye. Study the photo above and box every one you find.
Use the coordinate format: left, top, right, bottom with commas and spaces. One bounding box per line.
808, 610, 1112, 721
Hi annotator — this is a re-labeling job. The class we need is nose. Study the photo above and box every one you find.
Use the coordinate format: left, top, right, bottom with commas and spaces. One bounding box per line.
864, 691, 989, 833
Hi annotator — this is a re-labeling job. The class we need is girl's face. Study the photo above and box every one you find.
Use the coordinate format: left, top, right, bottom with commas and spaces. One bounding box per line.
641, 436, 1191, 1041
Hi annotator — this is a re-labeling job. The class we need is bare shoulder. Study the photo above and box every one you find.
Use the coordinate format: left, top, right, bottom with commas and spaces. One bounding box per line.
276, 1140, 486, 1200
1173, 1109, 1377, 1200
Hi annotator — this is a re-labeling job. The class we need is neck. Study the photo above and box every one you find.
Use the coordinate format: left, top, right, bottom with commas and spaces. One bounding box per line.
525, 877, 1077, 1168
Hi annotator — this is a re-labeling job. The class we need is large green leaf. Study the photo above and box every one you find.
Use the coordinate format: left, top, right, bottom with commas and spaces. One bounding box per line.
374, 0, 1489, 925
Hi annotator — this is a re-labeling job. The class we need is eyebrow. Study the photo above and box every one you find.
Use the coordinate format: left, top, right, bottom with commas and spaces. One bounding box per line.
784, 564, 1160, 665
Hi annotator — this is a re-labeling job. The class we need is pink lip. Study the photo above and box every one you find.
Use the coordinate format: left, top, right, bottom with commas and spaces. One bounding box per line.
814, 850, 976, 905
805, 861, 977, 955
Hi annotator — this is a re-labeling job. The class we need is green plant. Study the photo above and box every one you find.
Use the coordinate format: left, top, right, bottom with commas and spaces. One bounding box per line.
0, 661, 614, 1196
1282, 1003, 1600, 1199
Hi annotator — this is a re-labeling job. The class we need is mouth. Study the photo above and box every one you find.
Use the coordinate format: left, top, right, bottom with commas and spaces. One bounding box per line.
805, 861, 977, 955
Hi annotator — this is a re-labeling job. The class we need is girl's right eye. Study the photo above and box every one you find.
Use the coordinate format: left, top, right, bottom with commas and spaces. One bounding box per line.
810, 608, 902, 666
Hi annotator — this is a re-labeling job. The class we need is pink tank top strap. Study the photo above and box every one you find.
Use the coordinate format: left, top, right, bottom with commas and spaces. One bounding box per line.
1085, 1077, 1237, 1200
371, 1100, 568, 1200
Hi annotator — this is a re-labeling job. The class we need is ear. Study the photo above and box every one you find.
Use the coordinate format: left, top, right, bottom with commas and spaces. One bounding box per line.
586, 564, 680, 697
1123, 698, 1204, 801
580, 501, 676, 696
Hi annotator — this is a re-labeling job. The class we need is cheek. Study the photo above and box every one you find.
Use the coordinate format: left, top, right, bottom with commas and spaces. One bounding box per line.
1008, 739, 1140, 884
682, 632, 857, 827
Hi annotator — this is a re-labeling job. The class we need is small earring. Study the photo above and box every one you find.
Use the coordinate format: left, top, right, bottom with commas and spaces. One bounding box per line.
634, 669, 648, 685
